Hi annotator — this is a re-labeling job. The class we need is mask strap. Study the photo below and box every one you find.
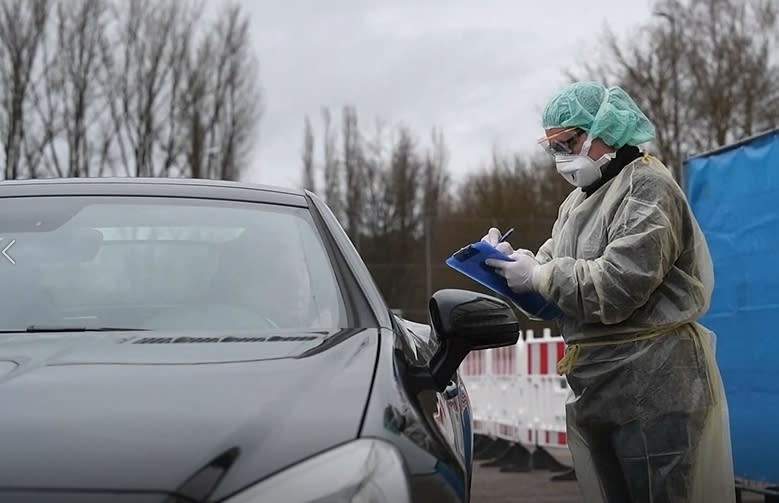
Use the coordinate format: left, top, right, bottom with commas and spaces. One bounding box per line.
580, 88, 611, 158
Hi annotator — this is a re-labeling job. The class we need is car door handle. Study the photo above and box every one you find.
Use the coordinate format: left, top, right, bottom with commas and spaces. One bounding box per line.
444, 380, 459, 400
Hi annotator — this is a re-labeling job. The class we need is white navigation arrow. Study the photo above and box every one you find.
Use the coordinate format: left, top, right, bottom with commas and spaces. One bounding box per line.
1, 239, 15, 265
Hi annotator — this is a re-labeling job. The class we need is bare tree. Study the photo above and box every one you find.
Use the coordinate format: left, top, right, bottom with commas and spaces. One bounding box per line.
360, 118, 392, 240
0, 0, 262, 181
176, 4, 263, 181
301, 106, 453, 318
386, 127, 423, 238
0, 0, 50, 180
422, 127, 451, 220
683, 0, 779, 145
195, 4, 262, 181
320, 107, 342, 221
155, 1, 199, 178
33, 0, 112, 178
341, 106, 363, 243
301, 115, 315, 192
107, 0, 192, 177
570, 0, 779, 181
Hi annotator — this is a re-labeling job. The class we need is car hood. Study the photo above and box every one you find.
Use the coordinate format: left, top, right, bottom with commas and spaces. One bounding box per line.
0, 328, 379, 502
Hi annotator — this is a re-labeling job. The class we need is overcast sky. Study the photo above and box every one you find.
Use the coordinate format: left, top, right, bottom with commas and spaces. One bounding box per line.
231, 1, 654, 189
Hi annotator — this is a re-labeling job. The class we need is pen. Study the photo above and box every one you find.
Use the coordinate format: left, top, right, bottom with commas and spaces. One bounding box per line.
499, 228, 514, 243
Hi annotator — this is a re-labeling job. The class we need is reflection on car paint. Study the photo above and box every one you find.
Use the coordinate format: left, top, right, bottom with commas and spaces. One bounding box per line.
435, 459, 466, 500
172, 446, 241, 501
461, 403, 473, 472
383, 405, 406, 435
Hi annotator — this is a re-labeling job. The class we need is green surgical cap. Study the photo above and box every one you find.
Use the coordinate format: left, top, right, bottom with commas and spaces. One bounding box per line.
541, 81, 656, 149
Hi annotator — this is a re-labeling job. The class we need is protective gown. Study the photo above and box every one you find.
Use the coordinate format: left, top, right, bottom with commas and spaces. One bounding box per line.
533, 153, 735, 502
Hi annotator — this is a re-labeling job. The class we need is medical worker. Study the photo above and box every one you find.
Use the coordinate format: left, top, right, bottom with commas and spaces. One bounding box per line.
482, 81, 735, 502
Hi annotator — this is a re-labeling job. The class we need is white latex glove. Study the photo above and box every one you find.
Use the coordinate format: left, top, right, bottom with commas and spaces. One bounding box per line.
495, 241, 515, 255
481, 227, 520, 255
510, 247, 536, 258
485, 251, 541, 293
480, 227, 502, 246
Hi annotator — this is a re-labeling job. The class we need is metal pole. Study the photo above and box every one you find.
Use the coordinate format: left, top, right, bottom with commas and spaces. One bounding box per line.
655, 10, 682, 182
671, 17, 681, 183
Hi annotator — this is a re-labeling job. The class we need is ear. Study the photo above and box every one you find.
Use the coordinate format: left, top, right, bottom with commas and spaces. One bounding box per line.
588, 137, 616, 161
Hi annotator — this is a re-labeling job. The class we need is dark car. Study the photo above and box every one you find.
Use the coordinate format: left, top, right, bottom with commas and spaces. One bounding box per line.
0, 178, 519, 503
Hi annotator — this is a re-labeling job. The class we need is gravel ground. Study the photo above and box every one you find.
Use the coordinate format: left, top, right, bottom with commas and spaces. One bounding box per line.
470, 457, 764, 502
471, 463, 583, 503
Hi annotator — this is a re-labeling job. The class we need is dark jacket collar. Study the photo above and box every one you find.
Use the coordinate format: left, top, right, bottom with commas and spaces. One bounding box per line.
583, 145, 643, 197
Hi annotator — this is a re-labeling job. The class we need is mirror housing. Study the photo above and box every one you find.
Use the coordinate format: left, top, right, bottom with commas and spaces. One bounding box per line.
422, 289, 519, 391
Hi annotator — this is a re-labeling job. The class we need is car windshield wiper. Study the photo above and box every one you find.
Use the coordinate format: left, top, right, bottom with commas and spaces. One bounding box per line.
0, 325, 150, 334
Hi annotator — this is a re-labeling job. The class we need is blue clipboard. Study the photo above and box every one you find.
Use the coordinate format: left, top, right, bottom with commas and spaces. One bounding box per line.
445, 241, 563, 321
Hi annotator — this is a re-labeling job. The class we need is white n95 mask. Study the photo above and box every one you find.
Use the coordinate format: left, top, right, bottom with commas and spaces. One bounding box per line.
555, 133, 615, 188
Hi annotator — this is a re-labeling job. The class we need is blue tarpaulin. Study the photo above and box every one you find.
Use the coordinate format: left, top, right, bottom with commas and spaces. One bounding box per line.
684, 127, 779, 485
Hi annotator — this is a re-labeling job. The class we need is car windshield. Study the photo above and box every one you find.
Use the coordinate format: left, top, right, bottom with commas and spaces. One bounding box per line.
0, 195, 347, 333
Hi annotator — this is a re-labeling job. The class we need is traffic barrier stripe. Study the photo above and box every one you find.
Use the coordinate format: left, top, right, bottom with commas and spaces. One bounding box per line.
462, 350, 487, 376
459, 329, 572, 451
541, 430, 567, 446
527, 339, 566, 375
491, 346, 517, 376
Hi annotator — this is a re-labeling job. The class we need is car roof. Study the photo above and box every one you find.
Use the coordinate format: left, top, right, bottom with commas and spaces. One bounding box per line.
0, 177, 309, 207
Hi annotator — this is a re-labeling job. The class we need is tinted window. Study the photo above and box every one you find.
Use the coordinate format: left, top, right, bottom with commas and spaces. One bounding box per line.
0, 196, 346, 332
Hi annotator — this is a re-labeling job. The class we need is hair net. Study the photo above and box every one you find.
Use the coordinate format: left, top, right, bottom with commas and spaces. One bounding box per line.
541, 81, 656, 149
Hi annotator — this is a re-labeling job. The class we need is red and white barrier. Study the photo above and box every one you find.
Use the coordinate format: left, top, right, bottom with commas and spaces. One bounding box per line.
526, 336, 566, 375
460, 328, 573, 465
524, 330, 572, 466
490, 343, 535, 447
532, 374, 571, 466
460, 349, 494, 436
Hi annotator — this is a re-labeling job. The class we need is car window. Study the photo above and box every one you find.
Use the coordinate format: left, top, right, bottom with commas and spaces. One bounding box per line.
0, 195, 347, 332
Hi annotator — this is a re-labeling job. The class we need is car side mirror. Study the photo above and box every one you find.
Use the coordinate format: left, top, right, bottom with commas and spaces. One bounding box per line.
424, 289, 519, 391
